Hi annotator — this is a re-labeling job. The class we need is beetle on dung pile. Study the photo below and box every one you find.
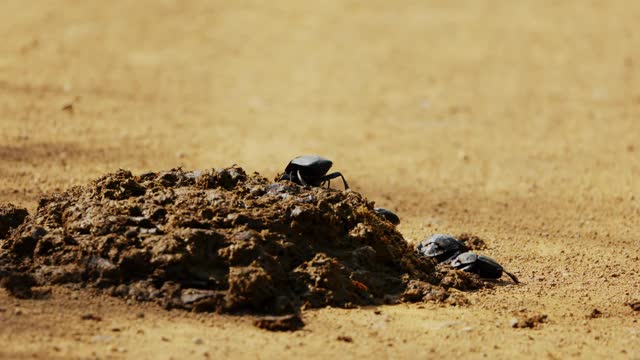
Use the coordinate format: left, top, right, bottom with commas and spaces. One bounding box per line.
278, 155, 518, 283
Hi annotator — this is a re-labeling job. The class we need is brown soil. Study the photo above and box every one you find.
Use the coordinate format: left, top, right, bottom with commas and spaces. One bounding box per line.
1, 1, 639, 359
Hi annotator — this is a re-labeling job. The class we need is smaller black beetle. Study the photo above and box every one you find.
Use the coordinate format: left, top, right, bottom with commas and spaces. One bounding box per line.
279, 155, 349, 189
450, 252, 519, 284
416, 234, 467, 263
373, 207, 400, 225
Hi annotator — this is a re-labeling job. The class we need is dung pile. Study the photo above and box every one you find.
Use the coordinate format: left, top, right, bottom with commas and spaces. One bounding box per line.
0, 166, 473, 315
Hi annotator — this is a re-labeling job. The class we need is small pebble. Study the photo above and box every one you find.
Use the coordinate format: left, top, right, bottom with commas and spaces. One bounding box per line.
194, 338, 204, 345
588, 308, 603, 319
337, 336, 353, 343
61, 103, 74, 113
81, 314, 102, 321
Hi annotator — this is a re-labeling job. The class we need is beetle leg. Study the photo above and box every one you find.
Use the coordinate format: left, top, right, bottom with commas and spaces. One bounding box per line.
320, 172, 349, 190
443, 251, 462, 263
503, 270, 520, 284
460, 264, 475, 272
296, 170, 308, 186
279, 172, 291, 181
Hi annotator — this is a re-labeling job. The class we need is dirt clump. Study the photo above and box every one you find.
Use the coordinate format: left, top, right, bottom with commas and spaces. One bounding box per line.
455, 233, 488, 251
336, 335, 354, 343
401, 279, 471, 306
0, 272, 37, 299
0, 166, 466, 316
0, 204, 28, 239
80, 313, 103, 321
587, 308, 603, 319
510, 314, 548, 329
253, 313, 305, 331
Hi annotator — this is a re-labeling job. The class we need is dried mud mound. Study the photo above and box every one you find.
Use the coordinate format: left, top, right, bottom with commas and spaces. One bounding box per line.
0, 166, 459, 314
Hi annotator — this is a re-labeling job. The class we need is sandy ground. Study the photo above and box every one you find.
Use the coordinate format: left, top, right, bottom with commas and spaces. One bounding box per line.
1, 0, 639, 358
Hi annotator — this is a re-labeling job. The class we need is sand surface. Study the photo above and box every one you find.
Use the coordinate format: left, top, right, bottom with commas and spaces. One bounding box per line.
1, 1, 639, 359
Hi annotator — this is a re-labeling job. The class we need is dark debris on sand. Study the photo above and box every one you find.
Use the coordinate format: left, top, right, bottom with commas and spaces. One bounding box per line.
253, 313, 305, 332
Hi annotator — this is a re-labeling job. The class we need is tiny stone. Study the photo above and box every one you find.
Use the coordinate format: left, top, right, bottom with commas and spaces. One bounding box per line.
81, 314, 102, 321
509, 318, 519, 328
337, 335, 353, 343
458, 150, 470, 161
254, 314, 304, 332
588, 308, 603, 319
194, 338, 204, 345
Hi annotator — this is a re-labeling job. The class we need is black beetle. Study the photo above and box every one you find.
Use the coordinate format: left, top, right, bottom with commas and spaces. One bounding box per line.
450, 252, 519, 284
373, 207, 400, 225
279, 155, 349, 189
416, 234, 467, 263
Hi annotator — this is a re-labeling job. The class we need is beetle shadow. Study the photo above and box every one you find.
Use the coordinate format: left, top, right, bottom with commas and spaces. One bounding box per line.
480, 278, 522, 287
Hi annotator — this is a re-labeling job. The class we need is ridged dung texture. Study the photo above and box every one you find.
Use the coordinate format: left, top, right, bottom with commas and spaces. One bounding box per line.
0, 167, 477, 314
